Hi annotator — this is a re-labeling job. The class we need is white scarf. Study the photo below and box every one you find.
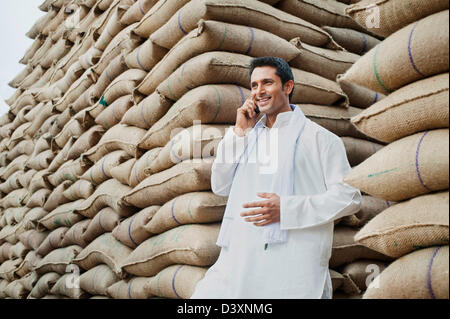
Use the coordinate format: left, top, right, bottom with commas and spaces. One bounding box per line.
216, 104, 308, 248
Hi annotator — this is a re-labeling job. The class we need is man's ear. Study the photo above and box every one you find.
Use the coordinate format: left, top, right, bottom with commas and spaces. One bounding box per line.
284, 80, 294, 96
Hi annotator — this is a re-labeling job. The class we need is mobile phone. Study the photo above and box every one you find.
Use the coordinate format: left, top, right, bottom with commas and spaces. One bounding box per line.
254, 105, 260, 114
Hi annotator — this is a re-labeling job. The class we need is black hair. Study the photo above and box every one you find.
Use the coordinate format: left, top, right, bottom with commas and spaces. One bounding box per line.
249, 56, 294, 102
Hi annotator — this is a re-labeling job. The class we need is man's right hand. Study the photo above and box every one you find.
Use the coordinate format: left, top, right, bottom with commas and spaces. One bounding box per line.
234, 99, 260, 137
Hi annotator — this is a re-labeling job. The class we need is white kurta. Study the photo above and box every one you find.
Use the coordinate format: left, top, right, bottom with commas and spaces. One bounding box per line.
191, 110, 361, 299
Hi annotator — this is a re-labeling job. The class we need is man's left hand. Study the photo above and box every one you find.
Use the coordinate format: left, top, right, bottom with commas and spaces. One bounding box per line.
240, 193, 280, 226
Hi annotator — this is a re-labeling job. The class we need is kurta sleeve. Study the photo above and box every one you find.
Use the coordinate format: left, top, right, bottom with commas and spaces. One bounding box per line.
211, 126, 250, 197
279, 136, 362, 230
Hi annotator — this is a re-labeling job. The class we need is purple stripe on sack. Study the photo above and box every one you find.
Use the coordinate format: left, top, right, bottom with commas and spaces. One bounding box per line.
245, 27, 255, 55
170, 139, 182, 163
408, 22, 426, 78
138, 0, 145, 15
360, 33, 368, 55
101, 156, 108, 178
177, 10, 187, 35
171, 198, 182, 225
97, 209, 106, 232
236, 85, 245, 105
373, 92, 379, 104
172, 265, 184, 299
427, 246, 441, 299
128, 215, 139, 247
140, 101, 151, 127
136, 46, 147, 71
415, 131, 432, 191
128, 278, 135, 299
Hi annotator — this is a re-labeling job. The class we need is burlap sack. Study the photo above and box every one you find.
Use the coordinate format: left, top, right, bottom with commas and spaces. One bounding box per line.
15, 250, 37, 277
61, 219, 91, 248
83, 124, 147, 163
141, 19, 300, 94
150, 0, 339, 50
50, 274, 89, 299
7, 140, 34, 161
344, 129, 449, 201
95, 95, 135, 129
338, 195, 394, 228
364, 245, 449, 299
18, 271, 38, 292
38, 199, 85, 231
39, 38, 72, 69
0, 123, 14, 139
93, 3, 128, 51
322, 26, 381, 55
112, 205, 160, 248
73, 232, 133, 277
47, 158, 88, 187
18, 207, 49, 233
90, 54, 128, 101
346, 0, 449, 37
70, 85, 98, 115
53, 118, 85, 149
9, 64, 33, 88
35, 245, 82, 275
26, 7, 57, 38
10, 91, 37, 116
54, 70, 94, 112
0, 225, 18, 246
79, 264, 120, 296
4, 281, 28, 299
337, 75, 386, 109
0, 171, 22, 194
18, 229, 49, 251
8, 122, 32, 147
28, 169, 52, 195
146, 191, 226, 235
44, 180, 73, 212
0, 280, 8, 298
0, 243, 12, 263
36, 227, 69, 257
331, 226, 392, 268
355, 191, 449, 258
63, 179, 95, 201
128, 148, 162, 187
0, 188, 29, 209
81, 150, 131, 185
0, 258, 22, 281
139, 85, 248, 150
340, 260, 389, 292
66, 125, 105, 160
55, 31, 96, 74
82, 207, 122, 244
110, 158, 136, 185
148, 264, 207, 299
122, 158, 214, 208
121, 0, 159, 25
341, 136, 384, 167
121, 223, 221, 276
351, 73, 449, 143
11, 105, 32, 131
125, 38, 168, 71
106, 277, 153, 299
340, 11, 449, 94
148, 124, 227, 174
19, 65, 44, 89
26, 188, 52, 208
26, 150, 55, 171
289, 38, 359, 81
9, 241, 30, 260
28, 272, 61, 299
75, 178, 137, 218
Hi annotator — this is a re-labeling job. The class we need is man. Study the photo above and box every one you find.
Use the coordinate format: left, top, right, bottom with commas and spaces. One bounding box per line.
191, 57, 361, 299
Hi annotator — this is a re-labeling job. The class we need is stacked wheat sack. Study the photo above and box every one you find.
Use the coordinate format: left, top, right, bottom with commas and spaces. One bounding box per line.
0, 0, 432, 299
338, 0, 449, 299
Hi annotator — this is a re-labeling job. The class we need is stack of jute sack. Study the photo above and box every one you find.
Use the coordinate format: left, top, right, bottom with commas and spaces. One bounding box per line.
338, 0, 449, 299
0, 0, 424, 299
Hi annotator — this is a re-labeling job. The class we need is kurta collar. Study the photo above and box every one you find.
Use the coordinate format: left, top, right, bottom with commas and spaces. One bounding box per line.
260, 105, 295, 129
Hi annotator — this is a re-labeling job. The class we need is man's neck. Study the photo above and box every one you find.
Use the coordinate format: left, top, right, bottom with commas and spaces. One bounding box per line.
265, 104, 293, 128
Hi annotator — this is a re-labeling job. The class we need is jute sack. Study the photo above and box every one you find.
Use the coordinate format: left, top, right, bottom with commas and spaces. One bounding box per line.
355, 192, 449, 258
80, 150, 131, 185
75, 178, 137, 218
340, 259, 389, 291
50, 274, 89, 299
0, 171, 22, 194
148, 264, 207, 299
73, 232, 133, 277
0, 243, 12, 263
44, 180, 73, 212
150, 0, 340, 50
341, 136, 384, 167
9, 64, 33, 88
125, 37, 168, 72
36, 227, 69, 257
66, 125, 105, 160
331, 226, 393, 268
38, 199, 85, 231
121, 0, 159, 25
82, 124, 147, 163
61, 219, 92, 248
121, 223, 221, 276
332, 272, 363, 296
63, 179, 95, 201
146, 191, 227, 235
11, 105, 32, 131
18, 271, 38, 292
70, 84, 98, 114
35, 245, 83, 275
0, 280, 8, 298
0, 258, 22, 281
122, 158, 214, 208
54, 70, 94, 112
322, 26, 381, 55
79, 264, 120, 296
26, 7, 58, 39
26, 150, 55, 171
18, 230, 49, 251
0, 225, 18, 246
18, 169, 38, 189
18, 65, 45, 89
112, 205, 160, 248
18, 207, 49, 233
4, 88, 23, 107
7, 140, 34, 161
344, 129, 449, 201
110, 158, 136, 185
90, 54, 128, 101
289, 38, 359, 81
95, 95, 135, 130
129, 148, 162, 187
26, 188, 52, 208
8, 122, 32, 148
9, 241, 30, 260
0, 123, 14, 140
346, 0, 449, 37
28, 272, 61, 299
39, 38, 72, 69
337, 75, 386, 109
0, 188, 29, 209
139, 85, 249, 150
351, 73, 449, 143
10, 91, 37, 116
141, 19, 300, 95
277, 0, 364, 31
363, 245, 449, 299
340, 10, 449, 94
106, 277, 153, 299
338, 195, 394, 228
93, 3, 128, 51
4, 281, 28, 299
53, 118, 85, 149
148, 124, 227, 174
143, 51, 251, 98
83, 207, 122, 244
47, 158, 88, 187
28, 169, 52, 195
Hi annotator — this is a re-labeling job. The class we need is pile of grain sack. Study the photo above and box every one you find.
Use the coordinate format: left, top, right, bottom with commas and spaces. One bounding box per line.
0, 0, 447, 299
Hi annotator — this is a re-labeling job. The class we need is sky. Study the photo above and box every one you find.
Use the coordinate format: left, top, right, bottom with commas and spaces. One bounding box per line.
0, 0, 43, 116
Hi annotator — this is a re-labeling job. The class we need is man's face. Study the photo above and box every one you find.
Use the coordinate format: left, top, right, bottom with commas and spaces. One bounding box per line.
250, 66, 292, 115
